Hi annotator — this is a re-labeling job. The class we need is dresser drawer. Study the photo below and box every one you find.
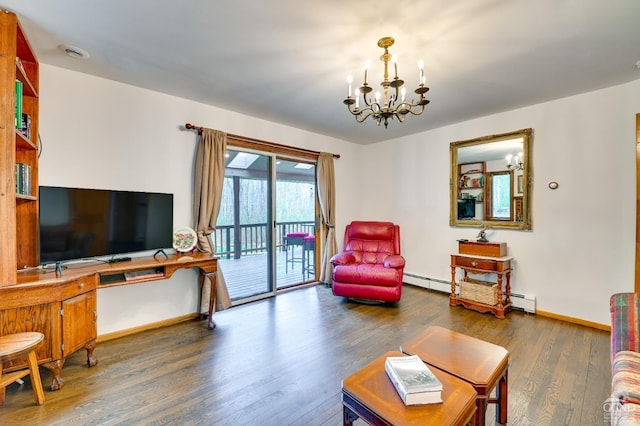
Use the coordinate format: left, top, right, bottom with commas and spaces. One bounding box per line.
59, 276, 97, 299
454, 256, 498, 271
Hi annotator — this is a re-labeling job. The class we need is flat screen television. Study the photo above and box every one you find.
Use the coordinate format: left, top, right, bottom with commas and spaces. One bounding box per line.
39, 186, 174, 264
457, 198, 476, 220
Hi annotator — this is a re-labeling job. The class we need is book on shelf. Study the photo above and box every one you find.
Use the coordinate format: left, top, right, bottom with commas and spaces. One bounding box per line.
384, 354, 443, 406
16, 57, 26, 77
15, 79, 23, 129
124, 269, 165, 282
20, 113, 31, 139
15, 162, 31, 196
16, 57, 24, 73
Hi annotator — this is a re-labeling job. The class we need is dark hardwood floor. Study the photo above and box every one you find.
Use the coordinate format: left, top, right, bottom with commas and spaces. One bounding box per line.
1, 285, 611, 426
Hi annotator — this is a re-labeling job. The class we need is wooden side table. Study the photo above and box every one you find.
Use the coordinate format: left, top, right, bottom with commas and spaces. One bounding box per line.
450, 253, 513, 318
401, 326, 509, 426
342, 351, 477, 426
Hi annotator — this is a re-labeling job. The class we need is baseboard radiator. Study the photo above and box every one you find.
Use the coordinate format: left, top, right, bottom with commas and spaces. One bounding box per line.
403, 272, 536, 314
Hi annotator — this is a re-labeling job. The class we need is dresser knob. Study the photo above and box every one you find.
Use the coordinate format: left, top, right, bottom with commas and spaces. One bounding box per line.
78, 282, 84, 289
471, 261, 478, 267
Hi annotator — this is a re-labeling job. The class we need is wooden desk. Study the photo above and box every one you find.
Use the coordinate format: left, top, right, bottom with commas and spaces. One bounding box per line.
342, 351, 477, 426
94, 252, 217, 330
450, 253, 513, 318
401, 326, 509, 426
0, 252, 217, 391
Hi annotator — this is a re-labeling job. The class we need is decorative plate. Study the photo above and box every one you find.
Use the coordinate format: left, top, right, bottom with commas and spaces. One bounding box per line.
173, 227, 197, 253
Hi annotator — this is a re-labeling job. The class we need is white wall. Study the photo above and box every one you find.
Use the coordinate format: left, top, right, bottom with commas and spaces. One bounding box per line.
38, 64, 364, 335
360, 79, 640, 325
39, 63, 640, 330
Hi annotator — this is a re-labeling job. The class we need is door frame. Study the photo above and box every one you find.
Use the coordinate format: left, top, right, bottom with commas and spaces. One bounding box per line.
221, 146, 320, 305
636, 113, 640, 291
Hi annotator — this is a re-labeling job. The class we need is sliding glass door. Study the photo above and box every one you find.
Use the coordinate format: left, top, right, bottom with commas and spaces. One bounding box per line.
275, 158, 317, 289
215, 150, 274, 302
214, 149, 318, 304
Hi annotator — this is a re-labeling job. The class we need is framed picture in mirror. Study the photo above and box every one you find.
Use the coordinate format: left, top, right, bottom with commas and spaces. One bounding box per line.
517, 175, 523, 194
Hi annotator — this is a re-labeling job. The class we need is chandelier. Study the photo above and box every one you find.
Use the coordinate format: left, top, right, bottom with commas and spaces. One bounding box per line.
505, 153, 524, 171
343, 37, 430, 128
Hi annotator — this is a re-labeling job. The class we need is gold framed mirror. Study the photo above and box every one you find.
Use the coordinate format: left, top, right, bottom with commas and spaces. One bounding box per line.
450, 128, 532, 230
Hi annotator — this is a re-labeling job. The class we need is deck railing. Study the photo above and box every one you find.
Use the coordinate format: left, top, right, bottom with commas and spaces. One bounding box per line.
213, 221, 315, 259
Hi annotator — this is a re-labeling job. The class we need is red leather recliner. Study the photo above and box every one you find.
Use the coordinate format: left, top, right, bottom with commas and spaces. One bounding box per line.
330, 221, 405, 303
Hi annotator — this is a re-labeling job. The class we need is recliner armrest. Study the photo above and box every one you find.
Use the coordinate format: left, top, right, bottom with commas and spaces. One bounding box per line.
330, 252, 356, 265
384, 254, 405, 269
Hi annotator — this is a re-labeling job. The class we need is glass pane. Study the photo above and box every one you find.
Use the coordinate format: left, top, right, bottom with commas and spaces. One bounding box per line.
215, 150, 273, 301
276, 159, 316, 289
491, 174, 512, 219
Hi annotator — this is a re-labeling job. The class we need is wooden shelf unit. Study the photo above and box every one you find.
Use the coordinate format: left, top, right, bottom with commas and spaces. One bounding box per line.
0, 12, 219, 395
0, 10, 40, 285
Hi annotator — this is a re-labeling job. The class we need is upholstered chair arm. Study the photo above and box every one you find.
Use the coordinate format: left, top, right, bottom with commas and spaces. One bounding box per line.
384, 255, 405, 269
330, 252, 356, 265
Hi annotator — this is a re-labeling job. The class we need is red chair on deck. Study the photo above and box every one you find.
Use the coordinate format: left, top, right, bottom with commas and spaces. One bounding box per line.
330, 221, 405, 303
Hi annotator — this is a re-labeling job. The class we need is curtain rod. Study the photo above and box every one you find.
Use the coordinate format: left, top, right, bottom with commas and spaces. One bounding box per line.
184, 123, 340, 159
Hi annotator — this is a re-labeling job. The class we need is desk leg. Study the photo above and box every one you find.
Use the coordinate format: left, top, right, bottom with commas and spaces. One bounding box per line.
198, 273, 205, 321
205, 271, 216, 330
198, 271, 217, 329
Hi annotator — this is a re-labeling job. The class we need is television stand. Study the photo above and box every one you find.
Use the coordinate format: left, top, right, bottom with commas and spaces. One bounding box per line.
2, 251, 217, 391
96, 252, 218, 328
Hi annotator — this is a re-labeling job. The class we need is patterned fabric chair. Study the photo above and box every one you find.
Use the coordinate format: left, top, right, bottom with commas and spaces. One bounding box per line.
609, 293, 640, 424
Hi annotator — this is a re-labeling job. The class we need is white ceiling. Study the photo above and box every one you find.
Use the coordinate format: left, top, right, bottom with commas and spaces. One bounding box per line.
3, 0, 640, 145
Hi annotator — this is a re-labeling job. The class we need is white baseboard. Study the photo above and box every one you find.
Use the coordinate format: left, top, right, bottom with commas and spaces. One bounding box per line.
509, 291, 536, 313
403, 272, 536, 313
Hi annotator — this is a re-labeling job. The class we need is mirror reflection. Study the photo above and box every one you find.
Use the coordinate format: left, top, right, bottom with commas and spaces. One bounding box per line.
450, 128, 532, 230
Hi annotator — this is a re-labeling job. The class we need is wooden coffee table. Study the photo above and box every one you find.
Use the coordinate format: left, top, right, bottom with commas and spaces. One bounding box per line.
342, 351, 477, 426
400, 326, 509, 426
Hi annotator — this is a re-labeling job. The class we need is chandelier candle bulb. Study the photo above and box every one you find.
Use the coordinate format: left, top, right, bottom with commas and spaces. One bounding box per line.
364, 60, 370, 85
347, 75, 352, 97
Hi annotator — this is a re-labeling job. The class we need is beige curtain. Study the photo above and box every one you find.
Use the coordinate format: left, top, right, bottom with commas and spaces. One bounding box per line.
317, 152, 337, 284
194, 128, 232, 312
